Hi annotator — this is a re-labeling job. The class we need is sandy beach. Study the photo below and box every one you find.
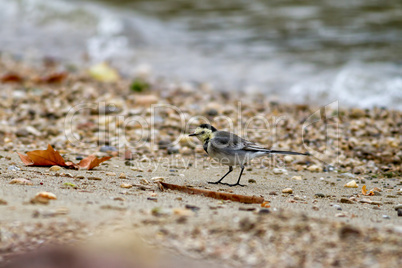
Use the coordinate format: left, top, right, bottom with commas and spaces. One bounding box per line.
0, 56, 401, 267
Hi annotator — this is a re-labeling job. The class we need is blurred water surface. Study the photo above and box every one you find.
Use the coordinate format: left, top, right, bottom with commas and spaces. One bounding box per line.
1, 0, 401, 109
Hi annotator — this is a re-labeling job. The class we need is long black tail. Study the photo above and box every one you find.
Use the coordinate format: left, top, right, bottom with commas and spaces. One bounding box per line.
269, 150, 310, 156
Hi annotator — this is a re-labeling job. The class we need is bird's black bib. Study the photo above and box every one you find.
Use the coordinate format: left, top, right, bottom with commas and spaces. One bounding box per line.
203, 138, 210, 154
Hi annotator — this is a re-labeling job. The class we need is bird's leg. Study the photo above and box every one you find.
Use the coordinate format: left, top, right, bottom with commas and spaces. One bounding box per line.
226, 166, 246, 187
208, 166, 233, 184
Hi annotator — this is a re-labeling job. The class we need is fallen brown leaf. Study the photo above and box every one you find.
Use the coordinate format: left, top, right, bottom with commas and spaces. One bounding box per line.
361, 185, 374, 196
18, 144, 68, 167
17, 145, 111, 170
1, 73, 23, 83
77, 155, 112, 170
35, 72, 68, 83
159, 182, 264, 204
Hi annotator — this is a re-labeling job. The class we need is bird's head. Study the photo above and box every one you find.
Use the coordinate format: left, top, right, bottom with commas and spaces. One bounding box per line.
189, 124, 217, 142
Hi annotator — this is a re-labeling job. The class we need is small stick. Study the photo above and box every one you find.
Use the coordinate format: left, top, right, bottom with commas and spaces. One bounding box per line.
159, 182, 264, 204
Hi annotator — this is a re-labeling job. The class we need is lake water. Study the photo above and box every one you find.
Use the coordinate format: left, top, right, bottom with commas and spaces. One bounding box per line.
1, 0, 401, 109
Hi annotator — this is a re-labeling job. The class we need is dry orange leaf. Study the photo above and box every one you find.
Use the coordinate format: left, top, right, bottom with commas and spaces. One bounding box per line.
1, 73, 23, 83
34, 72, 68, 84
261, 201, 271, 208
361, 185, 374, 196
18, 144, 111, 170
77, 155, 112, 170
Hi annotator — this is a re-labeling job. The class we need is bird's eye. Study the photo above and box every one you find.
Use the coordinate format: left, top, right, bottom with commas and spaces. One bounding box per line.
201, 131, 205, 134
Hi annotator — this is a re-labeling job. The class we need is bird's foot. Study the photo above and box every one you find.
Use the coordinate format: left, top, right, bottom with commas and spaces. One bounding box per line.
208, 181, 225, 185
224, 183, 246, 187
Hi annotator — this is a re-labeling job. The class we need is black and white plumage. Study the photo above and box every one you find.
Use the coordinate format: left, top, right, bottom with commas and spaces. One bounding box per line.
189, 124, 309, 187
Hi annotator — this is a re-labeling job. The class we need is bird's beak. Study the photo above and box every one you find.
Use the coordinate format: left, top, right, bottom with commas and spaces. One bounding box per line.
189, 133, 197, 136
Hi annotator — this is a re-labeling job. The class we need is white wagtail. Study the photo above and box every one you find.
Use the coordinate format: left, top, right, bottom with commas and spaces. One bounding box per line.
189, 124, 309, 187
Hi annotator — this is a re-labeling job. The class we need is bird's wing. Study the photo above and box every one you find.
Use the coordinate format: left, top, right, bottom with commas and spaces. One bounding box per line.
212, 131, 269, 152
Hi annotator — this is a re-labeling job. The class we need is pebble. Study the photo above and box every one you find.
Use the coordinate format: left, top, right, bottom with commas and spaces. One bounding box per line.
49, 165, 61, 171
167, 145, 180, 154
248, 179, 256, 183
151, 177, 164, 182
106, 172, 116, 176
269, 191, 278, 195
398, 209, 402, 217
7, 165, 20, 171
273, 168, 287, 175
333, 204, 342, 210
282, 188, 293, 194
158, 140, 171, 149
258, 209, 270, 214
239, 207, 256, 211
76, 156, 84, 160
31, 192, 57, 204
88, 176, 102, 180
394, 204, 402, 210
9, 178, 33, 185
119, 173, 127, 179
185, 204, 200, 212
340, 198, 355, 204
382, 215, 390, 220
291, 176, 302, 181
315, 193, 325, 198
312, 206, 319, 211
100, 145, 117, 152
335, 213, 346, 217
307, 165, 323, 172
341, 173, 356, 179
284, 155, 293, 163
344, 180, 358, 188
120, 183, 132, 189
0, 199, 7, 205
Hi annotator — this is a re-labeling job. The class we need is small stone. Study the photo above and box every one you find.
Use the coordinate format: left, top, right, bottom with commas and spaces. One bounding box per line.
258, 209, 271, 214
151, 177, 164, 182
106, 172, 116, 176
0, 199, 7, 205
282, 188, 293, 194
382, 215, 390, 219
76, 156, 84, 161
315, 193, 325, 198
333, 204, 342, 210
284, 155, 293, 163
312, 206, 319, 211
31, 192, 57, 204
341, 173, 356, 179
239, 207, 256, 211
185, 204, 200, 212
335, 213, 346, 217
344, 180, 358, 188
167, 145, 180, 154
307, 165, 323, 172
269, 191, 278, 195
273, 168, 287, 175
248, 179, 256, 183
397, 209, 402, 217
340, 198, 355, 204
7, 165, 20, 171
394, 204, 402, 210
9, 178, 33, 185
114, 197, 125, 201
88, 176, 102, 180
49, 165, 62, 171
100, 145, 118, 152
158, 140, 171, 149
291, 176, 302, 181
15, 128, 30, 137
120, 183, 133, 189
119, 173, 127, 179
370, 201, 383, 206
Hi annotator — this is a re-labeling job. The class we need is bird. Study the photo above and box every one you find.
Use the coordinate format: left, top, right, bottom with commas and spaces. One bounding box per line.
189, 124, 309, 187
